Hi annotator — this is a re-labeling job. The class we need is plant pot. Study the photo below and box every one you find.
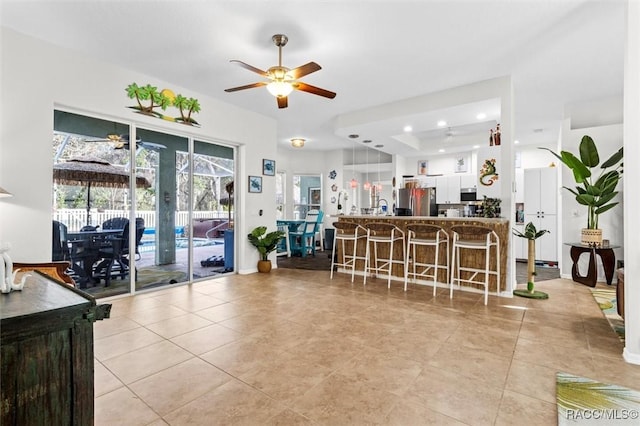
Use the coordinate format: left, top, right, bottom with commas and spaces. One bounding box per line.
581, 228, 602, 247
257, 260, 272, 273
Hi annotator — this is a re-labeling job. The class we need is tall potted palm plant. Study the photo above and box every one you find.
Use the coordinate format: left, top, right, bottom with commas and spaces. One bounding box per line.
541, 135, 623, 246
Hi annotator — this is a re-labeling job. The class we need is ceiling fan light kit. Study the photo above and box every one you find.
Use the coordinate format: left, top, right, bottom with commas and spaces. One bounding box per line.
225, 34, 336, 109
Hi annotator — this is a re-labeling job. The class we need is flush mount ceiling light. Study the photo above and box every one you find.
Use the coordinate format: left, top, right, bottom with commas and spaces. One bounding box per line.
514, 140, 520, 144
437, 120, 447, 127
290, 138, 305, 148
438, 148, 445, 153
403, 125, 412, 133
476, 113, 487, 120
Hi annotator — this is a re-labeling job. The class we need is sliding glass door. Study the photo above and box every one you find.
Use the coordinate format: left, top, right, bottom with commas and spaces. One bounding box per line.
53, 110, 235, 298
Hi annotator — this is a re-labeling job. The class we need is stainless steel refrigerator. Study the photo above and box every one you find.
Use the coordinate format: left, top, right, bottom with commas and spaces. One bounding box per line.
396, 188, 437, 216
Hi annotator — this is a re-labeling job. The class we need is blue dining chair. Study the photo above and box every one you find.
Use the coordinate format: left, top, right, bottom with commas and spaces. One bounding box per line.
290, 210, 324, 257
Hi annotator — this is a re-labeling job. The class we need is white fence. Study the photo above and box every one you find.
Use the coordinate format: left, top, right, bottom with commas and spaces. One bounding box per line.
54, 209, 230, 232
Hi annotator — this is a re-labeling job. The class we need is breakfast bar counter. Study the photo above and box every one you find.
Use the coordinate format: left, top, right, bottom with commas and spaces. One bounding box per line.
334, 215, 510, 293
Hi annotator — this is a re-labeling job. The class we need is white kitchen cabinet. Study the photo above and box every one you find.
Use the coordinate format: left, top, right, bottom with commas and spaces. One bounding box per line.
421, 177, 437, 188
460, 174, 477, 189
436, 175, 461, 204
523, 167, 558, 262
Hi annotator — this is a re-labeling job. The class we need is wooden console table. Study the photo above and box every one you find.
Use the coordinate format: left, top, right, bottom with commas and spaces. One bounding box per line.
566, 243, 619, 287
1, 271, 111, 425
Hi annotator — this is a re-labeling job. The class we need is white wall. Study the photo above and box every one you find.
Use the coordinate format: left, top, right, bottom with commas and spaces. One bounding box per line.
559, 121, 624, 280
0, 28, 277, 275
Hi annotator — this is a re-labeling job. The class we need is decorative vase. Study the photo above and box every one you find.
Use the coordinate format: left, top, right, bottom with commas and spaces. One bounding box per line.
257, 260, 272, 273
581, 228, 602, 247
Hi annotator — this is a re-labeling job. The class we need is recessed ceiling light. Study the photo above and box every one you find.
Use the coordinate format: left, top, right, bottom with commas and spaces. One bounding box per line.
348, 134, 359, 139
374, 144, 384, 148
403, 125, 412, 133
362, 139, 372, 144
437, 120, 447, 127
473, 145, 480, 149
438, 149, 445, 153
514, 140, 520, 144
476, 113, 486, 120
533, 128, 544, 133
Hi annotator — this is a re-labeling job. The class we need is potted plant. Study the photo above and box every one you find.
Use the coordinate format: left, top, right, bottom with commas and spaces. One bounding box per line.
541, 135, 623, 246
512, 222, 549, 299
247, 226, 285, 273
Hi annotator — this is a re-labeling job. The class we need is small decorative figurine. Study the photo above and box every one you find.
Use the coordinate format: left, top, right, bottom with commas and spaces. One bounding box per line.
0, 243, 29, 293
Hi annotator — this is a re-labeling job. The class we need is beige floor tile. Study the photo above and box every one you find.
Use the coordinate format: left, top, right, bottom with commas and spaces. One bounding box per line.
404, 366, 503, 426
144, 313, 213, 339
170, 323, 241, 354
337, 347, 423, 396
265, 409, 314, 425
94, 327, 164, 361
384, 400, 467, 425
195, 301, 244, 322
103, 340, 193, 384
129, 357, 232, 416
200, 333, 289, 376
518, 321, 590, 350
291, 373, 401, 425
514, 337, 595, 377
124, 304, 189, 326
94, 360, 123, 397
239, 355, 333, 405
429, 342, 512, 390
505, 359, 558, 404
93, 316, 140, 339
446, 322, 519, 357
163, 379, 284, 425
91, 269, 638, 424
95, 386, 160, 426
495, 389, 557, 426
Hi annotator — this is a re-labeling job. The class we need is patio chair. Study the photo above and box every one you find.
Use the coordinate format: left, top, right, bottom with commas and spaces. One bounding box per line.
305, 209, 325, 251
52, 220, 70, 262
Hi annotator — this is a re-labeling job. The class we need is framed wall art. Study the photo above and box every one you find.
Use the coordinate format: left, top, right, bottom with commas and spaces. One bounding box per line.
248, 175, 262, 193
418, 160, 428, 175
263, 159, 275, 176
309, 187, 321, 205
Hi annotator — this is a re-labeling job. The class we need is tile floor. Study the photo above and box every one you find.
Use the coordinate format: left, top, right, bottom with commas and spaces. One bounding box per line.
94, 269, 639, 425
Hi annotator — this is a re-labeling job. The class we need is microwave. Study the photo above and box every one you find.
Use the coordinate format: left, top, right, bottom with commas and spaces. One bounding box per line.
460, 187, 477, 201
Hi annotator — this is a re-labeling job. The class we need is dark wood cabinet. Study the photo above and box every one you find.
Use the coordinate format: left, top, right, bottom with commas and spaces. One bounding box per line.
1, 272, 110, 425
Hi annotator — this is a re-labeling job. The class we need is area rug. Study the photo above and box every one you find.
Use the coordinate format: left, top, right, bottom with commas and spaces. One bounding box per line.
276, 252, 333, 270
590, 287, 625, 343
557, 372, 640, 425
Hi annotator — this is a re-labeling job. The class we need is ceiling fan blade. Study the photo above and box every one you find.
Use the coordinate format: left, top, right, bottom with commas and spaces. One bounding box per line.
288, 62, 321, 79
84, 138, 111, 143
224, 82, 267, 93
277, 96, 288, 109
229, 60, 269, 77
292, 82, 336, 99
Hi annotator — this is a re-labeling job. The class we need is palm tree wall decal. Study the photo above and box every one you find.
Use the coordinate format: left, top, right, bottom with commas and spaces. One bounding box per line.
125, 83, 201, 127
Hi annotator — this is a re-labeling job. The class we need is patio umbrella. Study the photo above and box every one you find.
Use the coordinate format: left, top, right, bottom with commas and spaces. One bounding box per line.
53, 156, 151, 225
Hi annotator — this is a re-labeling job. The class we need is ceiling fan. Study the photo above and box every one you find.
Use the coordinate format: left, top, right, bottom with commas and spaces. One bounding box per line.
84, 134, 166, 150
224, 34, 336, 109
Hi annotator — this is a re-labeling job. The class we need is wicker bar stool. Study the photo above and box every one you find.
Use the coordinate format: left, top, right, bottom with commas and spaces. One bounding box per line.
449, 225, 500, 305
363, 222, 406, 288
330, 221, 368, 282
404, 223, 450, 295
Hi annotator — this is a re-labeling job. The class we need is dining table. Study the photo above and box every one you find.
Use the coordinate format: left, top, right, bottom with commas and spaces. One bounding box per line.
67, 229, 124, 288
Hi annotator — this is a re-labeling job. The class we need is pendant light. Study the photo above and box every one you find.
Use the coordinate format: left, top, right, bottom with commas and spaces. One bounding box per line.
376, 150, 382, 191
349, 136, 358, 188
363, 146, 371, 190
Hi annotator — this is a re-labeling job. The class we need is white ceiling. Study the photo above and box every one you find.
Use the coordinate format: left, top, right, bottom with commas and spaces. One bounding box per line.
0, 0, 626, 156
